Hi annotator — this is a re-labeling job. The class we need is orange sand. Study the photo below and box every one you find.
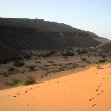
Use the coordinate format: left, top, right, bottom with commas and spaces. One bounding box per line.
0, 64, 111, 111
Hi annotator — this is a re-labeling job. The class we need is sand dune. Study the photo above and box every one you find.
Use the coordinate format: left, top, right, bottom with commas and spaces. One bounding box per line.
0, 64, 111, 111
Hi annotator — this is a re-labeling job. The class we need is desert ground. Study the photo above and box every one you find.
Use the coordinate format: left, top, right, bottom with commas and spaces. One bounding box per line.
1, 49, 109, 90
0, 63, 111, 111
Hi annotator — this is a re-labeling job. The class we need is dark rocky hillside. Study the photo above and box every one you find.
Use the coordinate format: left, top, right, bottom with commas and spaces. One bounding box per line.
99, 42, 111, 53
0, 18, 101, 58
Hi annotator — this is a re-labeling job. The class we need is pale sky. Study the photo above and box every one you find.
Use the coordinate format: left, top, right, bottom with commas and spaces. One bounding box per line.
0, 0, 111, 39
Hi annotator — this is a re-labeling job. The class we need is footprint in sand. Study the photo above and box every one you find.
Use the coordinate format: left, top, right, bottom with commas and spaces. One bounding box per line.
90, 80, 104, 108
29, 88, 32, 90
98, 85, 101, 88
100, 84, 102, 87
16, 92, 20, 95
98, 83, 102, 88
97, 93, 101, 95
25, 90, 28, 93
101, 90, 104, 93
89, 98, 95, 101
92, 104, 97, 107
96, 89, 99, 92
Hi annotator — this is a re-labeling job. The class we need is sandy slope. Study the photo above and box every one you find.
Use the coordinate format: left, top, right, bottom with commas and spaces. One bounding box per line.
0, 64, 111, 111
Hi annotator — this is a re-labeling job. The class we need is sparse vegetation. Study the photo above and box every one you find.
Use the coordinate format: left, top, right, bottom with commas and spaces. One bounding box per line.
35, 61, 41, 63
61, 50, 74, 56
101, 54, 106, 58
43, 63, 80, 76
76, 49, 87, 54
99, 59, 107, 63
86, 60, 91, 64
29, 65, 36, 71
14, 61, 25, 67
109, 59, 111, 63
96, 64, 103, 69
23, 52, 33, 60
24, 54, 32, 60
47, 60, 54, 63
5, 79, 19, 87
52, 63, 58, 66
0, 72, 8, 77
5, 75, 36, 87
8, 67, 16, 72
21, 76, 36, 85
0, 67, 19, 77
44, 64, 50, 67
38, 52, 54, 57
81, 57, 87, 61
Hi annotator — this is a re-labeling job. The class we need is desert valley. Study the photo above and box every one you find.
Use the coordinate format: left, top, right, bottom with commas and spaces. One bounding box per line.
0, 17, 111, 111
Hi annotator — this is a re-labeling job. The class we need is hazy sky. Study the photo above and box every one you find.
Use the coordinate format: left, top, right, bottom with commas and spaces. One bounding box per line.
0, 0, 111, 39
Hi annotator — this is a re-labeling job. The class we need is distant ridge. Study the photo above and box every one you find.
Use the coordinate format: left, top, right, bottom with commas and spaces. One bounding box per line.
0, 17, 98, 35
0, 17, 78, 32
0, 17, 104, 58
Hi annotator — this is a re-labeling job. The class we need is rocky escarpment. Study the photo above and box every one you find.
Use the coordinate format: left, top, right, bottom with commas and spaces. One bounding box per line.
0, 18, 100, 58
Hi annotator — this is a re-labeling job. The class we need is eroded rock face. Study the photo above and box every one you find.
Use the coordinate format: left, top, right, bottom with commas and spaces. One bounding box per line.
99, 42, 111, 53
0, 18, 100, 59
